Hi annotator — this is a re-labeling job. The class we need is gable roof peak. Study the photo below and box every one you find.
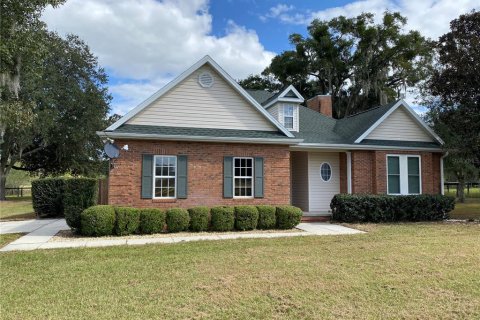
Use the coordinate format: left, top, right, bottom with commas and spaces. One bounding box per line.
105, 55, 294, 137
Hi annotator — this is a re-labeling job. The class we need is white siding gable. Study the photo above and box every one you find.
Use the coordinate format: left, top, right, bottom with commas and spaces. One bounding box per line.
268, 103, 299, 132
366, 107, 434, 142
127, 65, 277, 131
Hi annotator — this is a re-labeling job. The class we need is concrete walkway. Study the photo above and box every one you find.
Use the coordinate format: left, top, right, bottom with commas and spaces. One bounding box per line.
0, 219, 364, 252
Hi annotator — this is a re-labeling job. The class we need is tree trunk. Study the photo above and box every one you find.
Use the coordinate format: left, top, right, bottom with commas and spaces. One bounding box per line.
457, 179, 465, 203
0, 169, 7, 201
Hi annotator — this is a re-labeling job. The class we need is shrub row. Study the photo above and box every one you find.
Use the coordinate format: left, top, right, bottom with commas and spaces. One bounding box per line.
330, 194, 455, 222
79, 205, 303, 237
32, 178, 98, 230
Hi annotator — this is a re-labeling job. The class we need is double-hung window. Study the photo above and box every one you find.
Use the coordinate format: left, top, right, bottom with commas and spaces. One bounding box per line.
233, 157, 253, 198
387, 155, 421, 195
283, 105, 294, 130
154, 155, 176, 198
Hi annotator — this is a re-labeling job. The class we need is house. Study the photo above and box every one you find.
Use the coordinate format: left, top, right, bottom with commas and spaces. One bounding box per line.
98, 56, 445, 217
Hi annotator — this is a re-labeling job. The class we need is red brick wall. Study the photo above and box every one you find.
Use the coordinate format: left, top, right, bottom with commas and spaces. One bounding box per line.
351, 151, 375, 193
351, 150, 442, 194
108, 139, 291, 208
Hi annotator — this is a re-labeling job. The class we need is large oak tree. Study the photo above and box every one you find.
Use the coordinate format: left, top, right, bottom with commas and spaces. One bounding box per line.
242, 12, 433, 118
0, 1, 111, 199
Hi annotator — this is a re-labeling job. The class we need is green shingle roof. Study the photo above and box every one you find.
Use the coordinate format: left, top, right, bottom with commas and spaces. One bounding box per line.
112, 124, 293, 140
245, 90, 276, 105
106, 91, 441, 150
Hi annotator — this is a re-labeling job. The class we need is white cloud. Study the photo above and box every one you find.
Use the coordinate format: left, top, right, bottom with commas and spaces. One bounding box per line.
263, 0, 479, 39
42, 0, 275, 114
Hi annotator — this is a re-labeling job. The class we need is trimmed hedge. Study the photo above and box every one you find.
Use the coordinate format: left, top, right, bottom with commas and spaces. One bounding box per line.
166, 208, 190, 232
114, 207, 140, 236
139, 208, 166, 234
64, 178, 98, 231
188, 206, 210, 232
80, 205, 115, 236
234, 206, 259, 231
256, 205, 276, 229
32, 178, 65, 217
276, 206, 303, 229
210, 206, 235, 231
330, 194, 456, 222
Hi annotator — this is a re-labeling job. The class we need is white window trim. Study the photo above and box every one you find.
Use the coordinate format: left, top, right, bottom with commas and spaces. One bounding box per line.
320, 162, 332, 182
283, 105, 294, 130
153, 155, 177, 199
233, 156, 254, 199
386, 154, 422, 195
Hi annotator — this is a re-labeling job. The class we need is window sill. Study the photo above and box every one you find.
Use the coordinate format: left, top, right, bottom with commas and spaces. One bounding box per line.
151, 198, 177, 203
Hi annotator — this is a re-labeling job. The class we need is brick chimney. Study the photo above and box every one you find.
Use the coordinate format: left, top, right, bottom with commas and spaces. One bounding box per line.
306, 95, 332, 117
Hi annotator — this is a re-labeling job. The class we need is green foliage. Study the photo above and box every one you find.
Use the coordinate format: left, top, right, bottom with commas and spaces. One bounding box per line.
5, 168, 34, 188
139, 208, 166, 234
423, 11, 480, 195
258, 12, 433, 118
114, 207, 140, 236
31, 178, 65, 217
234, 206, 259, 231
330, 194, 456, 222
256, 205, 277, 229
238, 74, 281, 91
275, 206, 303, 229
64, 178, 98, 230
80, 205, 115, 237
210, 206, 235, 231
188, 206, 210, 232
166, 208, 190, 233
1, 1, 110, 200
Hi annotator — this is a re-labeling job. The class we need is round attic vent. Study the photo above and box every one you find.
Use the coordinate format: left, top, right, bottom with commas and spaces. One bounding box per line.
198, 72, 214, 88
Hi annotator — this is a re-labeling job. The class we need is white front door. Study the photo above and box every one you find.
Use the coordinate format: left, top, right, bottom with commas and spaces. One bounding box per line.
308, 152, 340, 213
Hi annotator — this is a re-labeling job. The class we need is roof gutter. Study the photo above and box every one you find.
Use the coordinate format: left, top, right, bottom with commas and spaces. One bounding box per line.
291, 143, 443, 152
97, 131, 303, 145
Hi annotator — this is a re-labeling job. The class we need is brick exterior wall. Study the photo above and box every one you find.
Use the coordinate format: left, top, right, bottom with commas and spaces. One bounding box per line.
108, 139, 291, 209
339, 152, 348, 193
350, 150, 442, 195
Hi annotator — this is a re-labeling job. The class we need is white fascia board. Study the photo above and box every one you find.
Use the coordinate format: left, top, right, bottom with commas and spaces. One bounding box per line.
354, 100, 444, 145
291, 143, 443, 152
97, 131, 303, 145
106, 55, 294, 138
278, 84, 304, 100
264, 97, 304, 109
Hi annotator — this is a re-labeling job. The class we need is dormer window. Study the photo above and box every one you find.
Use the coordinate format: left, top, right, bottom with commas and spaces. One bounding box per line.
283, 105, 294, 130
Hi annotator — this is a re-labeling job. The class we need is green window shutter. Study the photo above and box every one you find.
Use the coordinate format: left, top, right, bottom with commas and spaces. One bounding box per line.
223, 156, 233, 198
254, 157, 264, 198
177, 155, 188, 199
141, 154, 153, 199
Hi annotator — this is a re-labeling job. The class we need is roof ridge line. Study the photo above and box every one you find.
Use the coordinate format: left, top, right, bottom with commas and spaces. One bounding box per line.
345, 105, 383, 118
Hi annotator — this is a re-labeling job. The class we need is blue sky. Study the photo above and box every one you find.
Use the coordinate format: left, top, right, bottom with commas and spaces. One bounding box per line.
42, 0, 479, 115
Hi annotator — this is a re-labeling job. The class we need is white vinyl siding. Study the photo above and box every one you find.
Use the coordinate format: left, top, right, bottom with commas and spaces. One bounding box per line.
308, 152, 340, 213
128, 65, 277, 131
270, 103, 299, 132
366, 107, 434, 142
290, 151, 309, 211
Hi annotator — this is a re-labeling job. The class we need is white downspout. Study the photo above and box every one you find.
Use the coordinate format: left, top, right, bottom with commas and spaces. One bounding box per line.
346, 152, 352, 194
440, 152, 449, 195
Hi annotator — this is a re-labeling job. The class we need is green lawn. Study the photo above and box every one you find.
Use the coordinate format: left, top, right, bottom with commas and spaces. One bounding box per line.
1, 223, 479, 319
445, 186, 480, 198
0, 233, 23, 248
450, 198, 480, 220
0, 197, 35, 220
